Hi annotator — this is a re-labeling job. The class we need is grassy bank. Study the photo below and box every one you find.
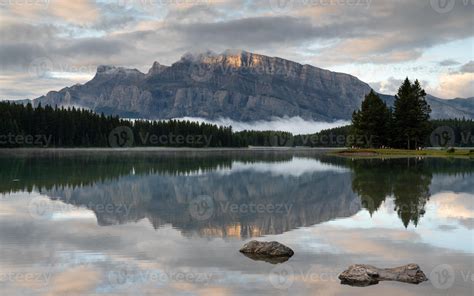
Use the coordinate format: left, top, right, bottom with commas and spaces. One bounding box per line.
333, 148, 474, 158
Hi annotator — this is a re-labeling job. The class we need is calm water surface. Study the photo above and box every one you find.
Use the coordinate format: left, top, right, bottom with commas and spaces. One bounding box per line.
0, 150, 473, 295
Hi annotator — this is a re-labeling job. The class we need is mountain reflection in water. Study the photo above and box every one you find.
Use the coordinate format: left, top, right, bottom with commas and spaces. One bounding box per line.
1, 152, 473, 238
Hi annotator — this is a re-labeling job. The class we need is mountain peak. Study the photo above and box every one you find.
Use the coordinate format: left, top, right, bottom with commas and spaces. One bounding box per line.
34, 51, 474, 121
147, 61, 168, 76
178, 49, 283, 69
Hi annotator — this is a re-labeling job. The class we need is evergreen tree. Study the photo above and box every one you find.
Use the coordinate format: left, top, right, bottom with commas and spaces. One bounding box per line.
392, 78, 431, 149
351, 90, 391, 148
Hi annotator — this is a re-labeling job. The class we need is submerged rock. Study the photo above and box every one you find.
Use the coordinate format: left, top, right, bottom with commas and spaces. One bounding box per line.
339, 264, 428, 287
241, 252, 291, 264
239, 241, 294, 258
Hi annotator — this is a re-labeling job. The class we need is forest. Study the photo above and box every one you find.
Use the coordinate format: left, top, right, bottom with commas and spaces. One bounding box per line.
0, 98, 473, 148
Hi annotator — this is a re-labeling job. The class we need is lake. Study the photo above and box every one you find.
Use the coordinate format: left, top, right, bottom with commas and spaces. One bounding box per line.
0, 149, 473, 295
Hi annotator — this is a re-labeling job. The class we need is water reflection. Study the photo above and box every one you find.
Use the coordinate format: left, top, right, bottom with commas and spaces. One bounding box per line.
1, 152, 472, 237
350, 158, 432, 227
0, 152, 473, 295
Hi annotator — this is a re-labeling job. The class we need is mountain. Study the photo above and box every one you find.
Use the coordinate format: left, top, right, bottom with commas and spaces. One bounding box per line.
34, 50, 474, 121
379, 94, 474, 119
44, 165, 358, 237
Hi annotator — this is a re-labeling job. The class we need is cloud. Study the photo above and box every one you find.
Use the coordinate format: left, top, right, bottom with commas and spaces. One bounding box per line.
370, 77, 429, 96
369, 77, 404, 95
430, 192, 474, 229
47, 266, 101, 296
431, 72, 474, 99
460, 61, 474, 73
170, 15, 362, 50
0, 0, 473, 99
315, 37, 425, 65
424, 61, 474, 99
58, 38, 133, 57
176, 116, 350, 134
0, 72, 92, 100
49, 0, 99, 24
438, 59, 461, 66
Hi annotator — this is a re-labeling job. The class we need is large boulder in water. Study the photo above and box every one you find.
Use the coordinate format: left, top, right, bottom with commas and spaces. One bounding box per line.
339, 264, 428, 287
239, 241, 294, 258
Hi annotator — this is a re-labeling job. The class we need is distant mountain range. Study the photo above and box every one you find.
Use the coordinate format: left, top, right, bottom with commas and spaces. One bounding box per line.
27, 50, 474, 121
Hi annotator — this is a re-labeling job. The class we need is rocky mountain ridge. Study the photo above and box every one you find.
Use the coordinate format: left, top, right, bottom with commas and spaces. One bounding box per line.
33, 50, 474, 121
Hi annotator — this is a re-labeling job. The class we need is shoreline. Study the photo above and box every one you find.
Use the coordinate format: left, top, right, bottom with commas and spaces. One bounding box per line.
0, 147, 472, 159
0, 147, 343, 152
0, 147, 344, 157
332, 148, 474, 158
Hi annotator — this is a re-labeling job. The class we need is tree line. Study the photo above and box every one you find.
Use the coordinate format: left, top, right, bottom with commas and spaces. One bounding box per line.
1, 83, 473, 149
0, 102, 304, 148
0, 102, 240, 148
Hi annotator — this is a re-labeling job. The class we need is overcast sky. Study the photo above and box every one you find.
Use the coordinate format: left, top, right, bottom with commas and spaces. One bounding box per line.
0, 0, 473, 100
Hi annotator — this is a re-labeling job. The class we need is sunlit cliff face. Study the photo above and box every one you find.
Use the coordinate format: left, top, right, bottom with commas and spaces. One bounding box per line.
190, 51, 264, 68
198, 224, 263, 238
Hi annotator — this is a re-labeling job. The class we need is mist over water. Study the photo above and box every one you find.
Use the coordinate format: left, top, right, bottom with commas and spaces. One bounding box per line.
175, 116, 350, 134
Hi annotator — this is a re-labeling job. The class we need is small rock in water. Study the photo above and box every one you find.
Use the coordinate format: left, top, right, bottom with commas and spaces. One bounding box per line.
339, 264, 427, 287
239, 241, 294, 258
240, 253, 291, 264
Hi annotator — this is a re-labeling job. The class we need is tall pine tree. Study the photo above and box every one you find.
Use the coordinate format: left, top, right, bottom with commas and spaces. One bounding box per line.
392, 78, 431, 149
352, 90, 391, 148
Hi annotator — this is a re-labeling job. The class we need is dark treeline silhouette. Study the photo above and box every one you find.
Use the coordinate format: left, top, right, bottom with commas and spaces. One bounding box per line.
0, 102, 240, 147
0, 102, 324, 148
296, 119, 474, 148
352, 78, 432, 149
1, 99, 473, 148
431, 118, 474, 147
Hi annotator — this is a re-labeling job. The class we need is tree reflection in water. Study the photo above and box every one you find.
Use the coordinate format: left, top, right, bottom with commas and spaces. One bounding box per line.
1, 152, 472, 235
